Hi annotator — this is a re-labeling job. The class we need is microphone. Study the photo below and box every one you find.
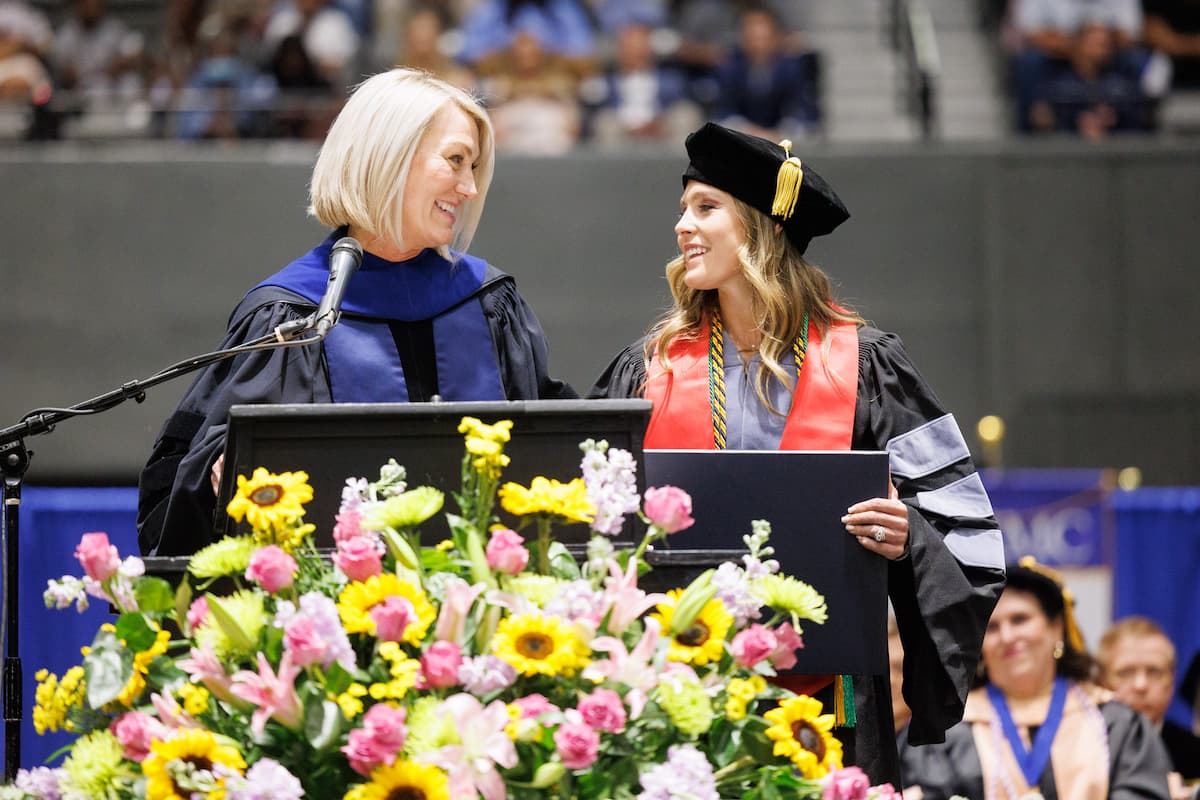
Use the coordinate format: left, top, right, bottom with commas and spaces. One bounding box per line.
313, 236, 363, 337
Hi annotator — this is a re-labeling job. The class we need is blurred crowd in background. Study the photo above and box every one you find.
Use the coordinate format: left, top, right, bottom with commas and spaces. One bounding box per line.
1, 0, 1199, 148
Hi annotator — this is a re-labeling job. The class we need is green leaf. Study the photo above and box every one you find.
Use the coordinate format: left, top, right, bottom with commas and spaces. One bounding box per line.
303, 693, 345, 750
174, 579, 194, 633
321, 660, 353, 696
205, 593, 256, 653
84, 628, 133, 708
741, 716, 781, 765
114, 612, 157, 653
547, 542, 580, 580
134, 576, 176, 613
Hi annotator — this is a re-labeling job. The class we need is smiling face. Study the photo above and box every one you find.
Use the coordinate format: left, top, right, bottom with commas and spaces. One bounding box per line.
982, 588, 1064, 699
674, 182, 747, 294
395, 103, 481, 257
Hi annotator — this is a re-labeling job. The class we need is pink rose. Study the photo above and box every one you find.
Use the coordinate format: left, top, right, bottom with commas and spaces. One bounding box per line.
823, 767, 871, 800
371, 595, 416, 643
333, 537, 383, 582
110, 711, 167, 762
333, 510, 362, 544
420, 641, 463, 689
554, 721, 600, 769
187, 596, 210, 631
485, 527, 529, 575
342, 703, 407, 776
769, 622, 804, 671
868, 784, 902, 800
513, 693, 558, 719
577, 688, 626, 733
245, 546, 297, 593
283, 616, 328, 668
732, 624, 778, 668
642, 486, 695, 534
75, 532, 121, 582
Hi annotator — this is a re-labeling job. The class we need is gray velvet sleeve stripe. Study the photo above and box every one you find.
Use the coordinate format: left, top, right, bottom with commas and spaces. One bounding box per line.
915, 473, 996, 520
943, 527, 1006, 570
886, 413, 971, 479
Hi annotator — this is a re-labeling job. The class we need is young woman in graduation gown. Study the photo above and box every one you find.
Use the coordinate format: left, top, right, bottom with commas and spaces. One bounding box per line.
590, 122, 1007, 786
138, 68, 575, 557
899, 559, 1172, 799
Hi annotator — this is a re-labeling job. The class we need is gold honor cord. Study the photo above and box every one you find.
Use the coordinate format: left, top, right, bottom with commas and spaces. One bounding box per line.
707, 310, 809, 450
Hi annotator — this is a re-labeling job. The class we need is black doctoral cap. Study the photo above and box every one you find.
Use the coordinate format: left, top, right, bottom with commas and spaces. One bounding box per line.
682, 123, 849, 254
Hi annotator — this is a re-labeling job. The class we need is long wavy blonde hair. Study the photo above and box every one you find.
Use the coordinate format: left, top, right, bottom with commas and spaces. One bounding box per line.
647, 195, 864, 414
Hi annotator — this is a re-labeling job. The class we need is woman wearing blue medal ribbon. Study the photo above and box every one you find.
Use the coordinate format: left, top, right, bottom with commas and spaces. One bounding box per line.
900, 557, 1172, 799
137, 67, 575, 557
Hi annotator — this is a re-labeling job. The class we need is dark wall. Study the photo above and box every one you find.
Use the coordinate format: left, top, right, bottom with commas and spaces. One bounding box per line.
2, 139, 1198, 485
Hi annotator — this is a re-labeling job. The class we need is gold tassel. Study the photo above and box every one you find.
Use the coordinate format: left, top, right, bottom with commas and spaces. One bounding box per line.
771, 138, 804, 220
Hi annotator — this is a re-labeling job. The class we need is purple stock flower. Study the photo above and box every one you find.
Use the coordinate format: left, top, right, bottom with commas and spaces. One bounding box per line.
580, 440, 641, 536
637, 744, 719, 800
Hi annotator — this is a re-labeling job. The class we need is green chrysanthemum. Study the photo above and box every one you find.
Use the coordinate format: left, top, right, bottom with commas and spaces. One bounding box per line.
365, 486, 445, 530
402, 696, 460, 757
187, 536, 256, 579
59, 730, 132, 800
506, 574, 564, 608
656, 676, 713, 736
193, 589, 266, 659
753, 573, 828, 629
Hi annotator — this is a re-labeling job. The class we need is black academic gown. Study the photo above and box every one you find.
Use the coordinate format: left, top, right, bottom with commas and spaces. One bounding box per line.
591, 326, 1007, 787
898, 697, 1173, 799
1162, 718, 1200, 780
138, 239, 575, 557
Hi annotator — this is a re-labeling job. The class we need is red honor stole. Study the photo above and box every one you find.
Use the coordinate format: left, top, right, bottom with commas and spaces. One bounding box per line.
643, 319, 859, 451
642, 317, 860, 700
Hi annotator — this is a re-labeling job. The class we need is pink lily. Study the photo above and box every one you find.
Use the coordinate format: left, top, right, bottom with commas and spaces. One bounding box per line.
420, 693, 517, 800
434, 577, 485, 645
583, 618, 664, 718
230, 652, 303, 736
150, 692, 202, 730
175, 645, 238, 705
601, 559, 667, 635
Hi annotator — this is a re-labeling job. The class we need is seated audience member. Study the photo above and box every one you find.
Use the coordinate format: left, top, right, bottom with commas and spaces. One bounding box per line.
1143, 0, 1200, 91
1008, 0, 1145, 131
1185, 651, 1200, 735
0, 1, 51, 104
712, 4, 820, 141
899, 558, 1172, 800
261, 0, 361, 89
458, 0, 597, 77
175, 20, 275, 140
380, 3, 475, 90
1029, 20, 1153, 137
580, 7, 701, 149
51, 0, 145, 98
1098, 617, 1200, 795
476, 12, 581, 154
266, 33, 340, 140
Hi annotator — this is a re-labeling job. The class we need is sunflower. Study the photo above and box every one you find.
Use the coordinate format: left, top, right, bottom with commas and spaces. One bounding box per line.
753, 574, 828, 628
225, 467, 312, 532
492, 612, 590, 678
649, 589, 732, 666
498, 477, 595, 524
343, 759, 449, 800
143, 729, 246, 800
763, 695, 843, 778
337, 574, 436, 643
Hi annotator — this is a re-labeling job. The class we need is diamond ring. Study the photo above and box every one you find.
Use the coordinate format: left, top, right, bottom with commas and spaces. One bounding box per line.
873, 526, 886, 543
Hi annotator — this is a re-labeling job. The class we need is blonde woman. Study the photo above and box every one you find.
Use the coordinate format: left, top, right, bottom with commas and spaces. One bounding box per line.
591, 123, 1006, 786
139, 68, 574, 557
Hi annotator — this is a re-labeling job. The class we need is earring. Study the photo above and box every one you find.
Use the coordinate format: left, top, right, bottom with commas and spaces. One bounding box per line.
1053, 640, 1064, 660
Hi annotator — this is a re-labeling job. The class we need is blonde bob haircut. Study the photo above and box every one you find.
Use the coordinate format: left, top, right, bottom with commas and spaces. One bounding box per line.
308, 68, 496, 258
648, 193, 863, 414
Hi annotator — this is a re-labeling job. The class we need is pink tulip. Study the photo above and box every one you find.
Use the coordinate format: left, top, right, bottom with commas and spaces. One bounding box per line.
769, 622, 805, 671
75, 532, 121, 582
642, 486, 695, 533
342, 703, 407, 776
283, 616, 328, 668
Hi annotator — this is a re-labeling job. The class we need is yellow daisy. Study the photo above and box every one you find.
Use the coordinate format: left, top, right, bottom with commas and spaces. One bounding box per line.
492, 612, 590, 678
763, 695, 843, 778
143, 729, 246, 800
337, 574, 436, 643
498, 477, 595, 524
343, 759, 449, 800
649, 589, 732, 666
225, 467, 312, 531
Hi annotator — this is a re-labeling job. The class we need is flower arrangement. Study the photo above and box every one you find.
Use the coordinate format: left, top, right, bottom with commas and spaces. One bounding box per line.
10, 417, 903, 800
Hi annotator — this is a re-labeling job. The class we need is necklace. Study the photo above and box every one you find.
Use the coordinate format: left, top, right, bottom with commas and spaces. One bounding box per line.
707, 309, 809, 449
986, 677, 1068, 798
